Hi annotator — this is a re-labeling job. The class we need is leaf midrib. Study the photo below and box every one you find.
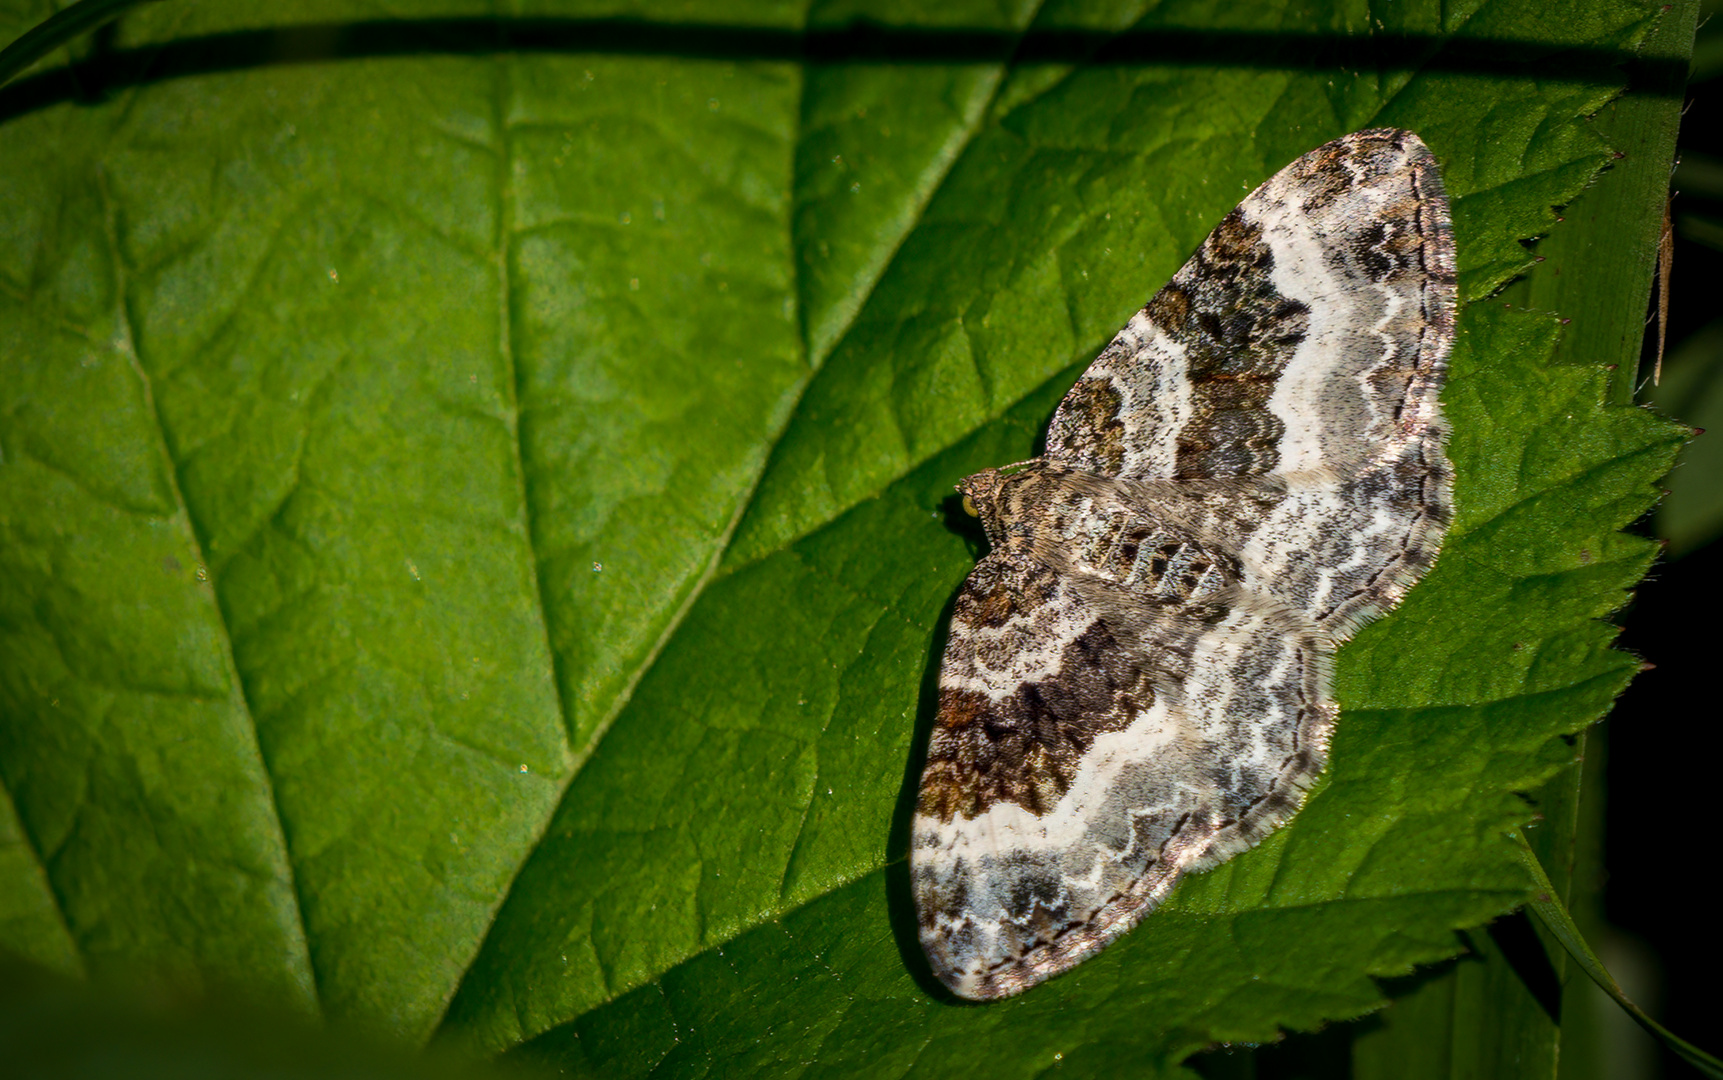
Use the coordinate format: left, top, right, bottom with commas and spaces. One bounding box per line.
94, 140, 319, 1007
479, 0, 1049, 933
424, 10, 1067, 1041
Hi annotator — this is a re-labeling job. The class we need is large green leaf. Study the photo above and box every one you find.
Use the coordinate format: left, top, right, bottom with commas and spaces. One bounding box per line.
0, 0, 1688, 1075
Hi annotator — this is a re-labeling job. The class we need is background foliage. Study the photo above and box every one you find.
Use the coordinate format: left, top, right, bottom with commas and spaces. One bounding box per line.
0, 0, 1695, 1076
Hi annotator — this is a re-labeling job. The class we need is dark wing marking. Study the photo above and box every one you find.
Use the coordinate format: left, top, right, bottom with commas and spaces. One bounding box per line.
913, 557, 1333, 1000
1046, 129, 1454, 489
1048, 129, 1455, 636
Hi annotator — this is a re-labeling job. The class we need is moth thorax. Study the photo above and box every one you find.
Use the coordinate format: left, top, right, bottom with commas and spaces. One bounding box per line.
1133, 539, 1235, 600
1054, 506, 1234, 600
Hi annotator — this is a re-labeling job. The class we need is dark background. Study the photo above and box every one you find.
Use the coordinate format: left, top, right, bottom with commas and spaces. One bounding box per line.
1606, 12, 1723, 1073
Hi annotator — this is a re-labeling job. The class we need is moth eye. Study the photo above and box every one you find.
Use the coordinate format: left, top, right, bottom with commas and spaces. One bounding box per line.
962, 495, 978, 517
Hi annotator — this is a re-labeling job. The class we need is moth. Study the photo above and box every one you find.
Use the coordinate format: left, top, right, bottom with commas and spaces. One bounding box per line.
912, 129, 1456, 1000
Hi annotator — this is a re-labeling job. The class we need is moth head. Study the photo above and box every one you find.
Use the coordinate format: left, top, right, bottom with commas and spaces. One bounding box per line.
955, 469, 1005, 538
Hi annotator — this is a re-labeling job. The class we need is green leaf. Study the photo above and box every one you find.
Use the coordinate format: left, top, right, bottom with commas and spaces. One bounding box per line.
0, 0, 1690, 1075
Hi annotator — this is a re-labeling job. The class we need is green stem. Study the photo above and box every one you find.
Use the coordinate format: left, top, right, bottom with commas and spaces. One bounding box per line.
0, 0, 163, 88
1510, 829, 1723, 1078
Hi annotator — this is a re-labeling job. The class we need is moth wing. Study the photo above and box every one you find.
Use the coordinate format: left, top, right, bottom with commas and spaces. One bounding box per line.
912, 554, 1333, 1001
1046, 128, 1454, 484
1047, 128, 1456, 635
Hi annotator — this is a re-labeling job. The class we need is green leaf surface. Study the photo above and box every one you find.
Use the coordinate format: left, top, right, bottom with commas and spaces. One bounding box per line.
0, 0, 1688, 1074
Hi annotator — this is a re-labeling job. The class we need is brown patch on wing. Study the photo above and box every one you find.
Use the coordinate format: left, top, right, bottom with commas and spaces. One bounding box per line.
1343, 204, 1436, 290
1143, 209, 1310, 480
919, 621, 1155, 822
953, 561, 1060, 629
1045, 377, 1127, 474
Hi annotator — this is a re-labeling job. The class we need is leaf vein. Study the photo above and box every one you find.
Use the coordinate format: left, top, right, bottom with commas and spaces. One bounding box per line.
92, 161, 319, 1007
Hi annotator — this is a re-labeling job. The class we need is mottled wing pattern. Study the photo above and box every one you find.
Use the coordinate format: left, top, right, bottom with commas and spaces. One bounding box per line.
1047, 128, 1456, 634
918, 548, 1332, 1001
913, 130, 1455, 1000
